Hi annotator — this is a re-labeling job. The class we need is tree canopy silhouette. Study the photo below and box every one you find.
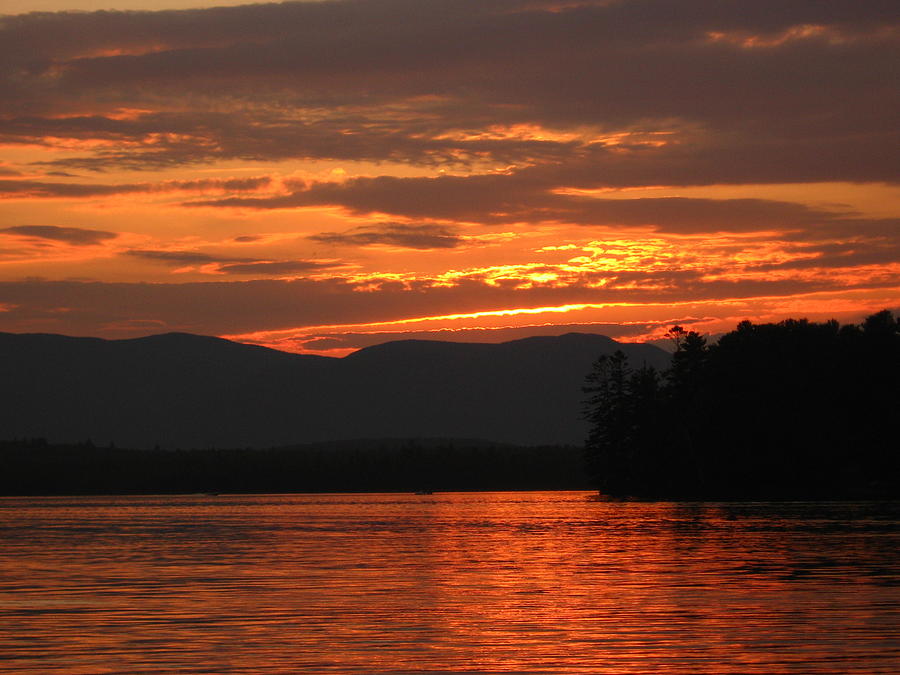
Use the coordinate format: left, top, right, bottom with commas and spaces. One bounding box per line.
583, 311, 900, 498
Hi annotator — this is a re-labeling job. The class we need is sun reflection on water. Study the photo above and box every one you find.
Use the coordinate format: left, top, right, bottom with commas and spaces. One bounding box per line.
0, 492, 898, 673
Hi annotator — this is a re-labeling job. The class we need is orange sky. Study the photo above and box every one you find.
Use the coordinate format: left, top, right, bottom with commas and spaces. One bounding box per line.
1, 0, 897, 354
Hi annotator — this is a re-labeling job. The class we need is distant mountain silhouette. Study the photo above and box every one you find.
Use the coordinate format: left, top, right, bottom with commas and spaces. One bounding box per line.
0, 331, 669, 449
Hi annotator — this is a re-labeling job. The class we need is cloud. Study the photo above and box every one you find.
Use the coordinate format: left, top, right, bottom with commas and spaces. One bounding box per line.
0, 177, 272, 199
124, 249, 240, 265
217, 260, 335, 275
1, 268, 894, 340
124, 249, 339, 276
0, 225, 118, 246
0, 1, 895, 344
8, 111, 580, 172
753, 241, 900, 271
195, 172, 891, 236
0, 1, 894, 184
310, 222, 462, 249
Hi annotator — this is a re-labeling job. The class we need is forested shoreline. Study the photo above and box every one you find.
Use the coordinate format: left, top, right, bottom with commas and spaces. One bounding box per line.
4, 311, 897, 499
583, 310, 899, 499
0, 439, 590, 495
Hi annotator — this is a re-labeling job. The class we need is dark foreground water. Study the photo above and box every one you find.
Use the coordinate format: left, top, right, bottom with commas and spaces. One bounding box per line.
0, 493, 898, 674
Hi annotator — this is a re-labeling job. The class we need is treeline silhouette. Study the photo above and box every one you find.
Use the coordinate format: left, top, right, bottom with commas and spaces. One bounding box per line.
0, 438, 590, 495
583, 310, 899, 499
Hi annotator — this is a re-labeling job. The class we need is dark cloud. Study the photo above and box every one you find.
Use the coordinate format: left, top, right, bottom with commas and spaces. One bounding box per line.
124, 249, 239, 265
783, 217, 900, 242
0, 225, 118, 246
0, 1, 894, 183
243, 174, 526, 221
196, 172, 891, 236
0, 180, 126, 198
124, 249, 337, 276
7, 0, 891, 68
217, 260, 334, 275
233, 235, 262, 243
754, 240, 900, 271
0, 176, 272, 199
6, 111, 578, 172
310, 222, 462, 249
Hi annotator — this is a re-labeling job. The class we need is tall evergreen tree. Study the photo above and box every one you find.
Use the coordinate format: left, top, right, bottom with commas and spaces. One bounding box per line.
583, 351, 632, 494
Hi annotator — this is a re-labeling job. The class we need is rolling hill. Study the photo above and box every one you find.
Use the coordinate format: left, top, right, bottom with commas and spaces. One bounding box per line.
0, 331, 670, 448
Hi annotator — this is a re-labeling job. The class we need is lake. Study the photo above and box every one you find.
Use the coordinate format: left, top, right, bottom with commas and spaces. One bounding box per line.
1, 492, 898, 673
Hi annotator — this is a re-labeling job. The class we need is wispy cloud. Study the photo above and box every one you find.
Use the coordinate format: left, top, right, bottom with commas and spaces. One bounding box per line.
196, 172, 894, 236
124, 249, 340, 276
124, 250, 241, 265
0, 177, 273, 199
217, 260, 335, 275
0, 225, 118, 246
310, 222, 462, 249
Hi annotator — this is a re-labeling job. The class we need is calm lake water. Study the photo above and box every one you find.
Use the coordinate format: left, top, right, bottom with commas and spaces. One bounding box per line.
1, 492, 898, 674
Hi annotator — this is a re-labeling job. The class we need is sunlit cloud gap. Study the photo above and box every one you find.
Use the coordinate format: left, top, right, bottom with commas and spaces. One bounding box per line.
222, 286, 900, 352
224, 302, 628, 343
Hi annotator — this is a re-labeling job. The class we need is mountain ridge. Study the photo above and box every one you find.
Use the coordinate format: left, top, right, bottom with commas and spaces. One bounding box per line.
0, 330, 670, 449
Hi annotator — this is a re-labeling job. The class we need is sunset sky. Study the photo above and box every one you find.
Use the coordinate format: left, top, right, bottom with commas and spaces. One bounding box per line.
1, 0, 897, 355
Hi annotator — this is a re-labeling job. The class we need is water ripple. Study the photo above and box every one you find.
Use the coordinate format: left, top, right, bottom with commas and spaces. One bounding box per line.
0, 493, 898, 673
